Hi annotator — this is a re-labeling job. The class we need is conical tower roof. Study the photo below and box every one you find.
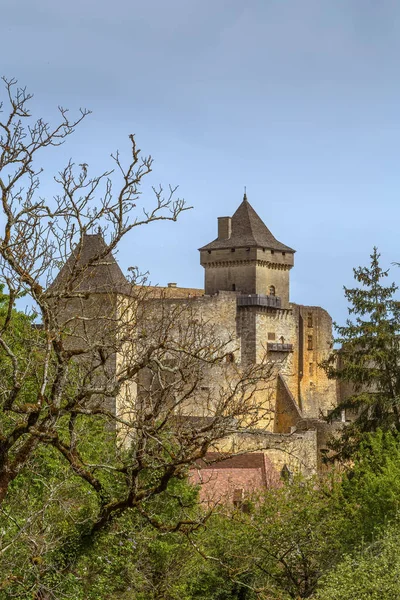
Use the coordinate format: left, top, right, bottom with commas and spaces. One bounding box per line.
199, 195, 295, 253
48, 232, 131, 295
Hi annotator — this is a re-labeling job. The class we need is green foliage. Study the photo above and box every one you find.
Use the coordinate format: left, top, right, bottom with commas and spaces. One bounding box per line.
63, 481, 198, 600
183, 509, 259, 600
5, 429, 400, 599
332, 430, 400, 547
246, 481, 344, 599
313, 431, 400, 599
322, 248, 400, 458
315, 521, 400, 600
0, 285, 42, 424
0, 413, 200, 599
185, 433, 400, 599
182, 479, 346, 600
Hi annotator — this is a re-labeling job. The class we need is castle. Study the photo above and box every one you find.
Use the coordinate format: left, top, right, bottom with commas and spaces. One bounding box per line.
51, 194, 339, 503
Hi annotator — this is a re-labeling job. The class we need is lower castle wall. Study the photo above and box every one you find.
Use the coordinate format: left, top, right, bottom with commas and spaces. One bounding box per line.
113, 288, 334, 478
218, 429, 318, 477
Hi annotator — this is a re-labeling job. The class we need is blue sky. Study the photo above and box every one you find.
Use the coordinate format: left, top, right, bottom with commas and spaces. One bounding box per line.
2, 0, 400, 326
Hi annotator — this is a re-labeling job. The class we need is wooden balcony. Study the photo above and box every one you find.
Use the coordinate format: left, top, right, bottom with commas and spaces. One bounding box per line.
237, 294, 281, 308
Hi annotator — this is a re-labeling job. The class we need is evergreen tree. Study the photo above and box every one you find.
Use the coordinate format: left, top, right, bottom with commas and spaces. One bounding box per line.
322, 247, 400, 458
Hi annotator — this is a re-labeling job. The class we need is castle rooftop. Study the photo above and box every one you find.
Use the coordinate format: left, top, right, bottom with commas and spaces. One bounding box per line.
48, 232, 131, 295
199, 195, 295, 253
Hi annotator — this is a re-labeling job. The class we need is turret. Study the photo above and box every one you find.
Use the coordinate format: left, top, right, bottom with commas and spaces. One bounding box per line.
199, 194, 295, 307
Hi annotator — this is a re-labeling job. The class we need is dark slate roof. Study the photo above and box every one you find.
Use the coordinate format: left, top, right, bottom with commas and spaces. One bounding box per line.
48, 233, 131, 295
199, 195, 295, 252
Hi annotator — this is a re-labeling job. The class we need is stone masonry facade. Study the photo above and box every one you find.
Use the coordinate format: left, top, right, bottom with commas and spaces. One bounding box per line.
50, 194, 339, 505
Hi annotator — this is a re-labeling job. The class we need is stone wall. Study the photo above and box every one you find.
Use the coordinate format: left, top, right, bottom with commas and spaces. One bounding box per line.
143, 286, 204, 299
149, 290, 240, 358
201, 247, 258, 295
254, 307, 296, 367
254, 248, 294, 306
274, 374, 302, 433
292, 305, 337, 419
238, 303, 337, 421
52, 291, 120, 415
225, 429, 318, 477
200, 247, 293, 305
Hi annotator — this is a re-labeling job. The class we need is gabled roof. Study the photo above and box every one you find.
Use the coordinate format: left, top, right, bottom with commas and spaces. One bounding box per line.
199, 195, 295, 253
48, 232, 131, 295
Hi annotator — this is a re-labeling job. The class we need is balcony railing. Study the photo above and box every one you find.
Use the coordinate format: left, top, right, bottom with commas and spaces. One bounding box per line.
267, 343, 293, 352
237, 294, 281, 308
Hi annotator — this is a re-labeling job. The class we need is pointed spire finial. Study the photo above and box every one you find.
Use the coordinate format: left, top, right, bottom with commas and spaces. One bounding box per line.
243, 186, 247, 202
97, 225, 102, 235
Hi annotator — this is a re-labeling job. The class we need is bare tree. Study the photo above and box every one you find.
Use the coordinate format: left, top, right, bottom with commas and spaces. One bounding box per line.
0, 78, 275, 594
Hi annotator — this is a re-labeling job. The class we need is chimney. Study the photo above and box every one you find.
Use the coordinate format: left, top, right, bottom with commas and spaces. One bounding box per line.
218, 216, 231, 240
167, 282, 177, 288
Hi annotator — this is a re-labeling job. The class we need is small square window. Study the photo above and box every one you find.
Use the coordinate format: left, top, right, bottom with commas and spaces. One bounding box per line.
268, 332, 275, 341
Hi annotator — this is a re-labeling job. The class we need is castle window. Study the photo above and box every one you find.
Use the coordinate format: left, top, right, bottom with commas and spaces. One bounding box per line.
268, 332, 275, 341
207, 250, 211, 254
232, 284, 236, 291
271, 250, 275, 255
282, 252, 286, 256
307, 313, 313, 328
309, 362, 314, 376
269, 285, 276, 296
307, 335, 313, 351
231, 248, 235, 253
226, 352, 235, 363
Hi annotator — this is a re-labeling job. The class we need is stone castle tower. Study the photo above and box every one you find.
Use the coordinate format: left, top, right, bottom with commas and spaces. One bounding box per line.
199, 195, 337, 425
199, 193, 294, 306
